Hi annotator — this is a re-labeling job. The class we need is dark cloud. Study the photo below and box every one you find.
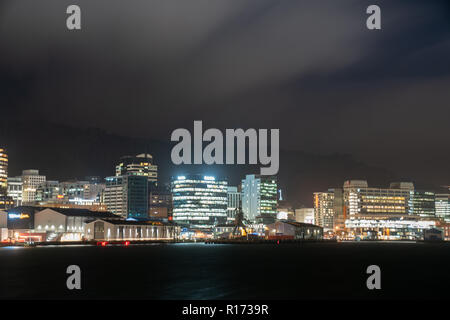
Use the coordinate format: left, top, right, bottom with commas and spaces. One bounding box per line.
1, 0, 449, 190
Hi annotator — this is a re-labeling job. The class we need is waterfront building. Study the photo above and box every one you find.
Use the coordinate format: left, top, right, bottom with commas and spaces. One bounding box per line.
435, 194, 450, 221
104, 175, 149, 220
0, 148, 8, 196
227, 186, 241, 222
171, 175, 228, 228
313, 191, 336, 231
409, 190, 435, 217
345, 215, 436, 240
343, 180, 413, 217
241, 174, 277, 223
21, 170, 46, 205
7, 206, 121, 242
295, 208, 315, 224
341, 181, 440, 240
7, 177, 23, 206
116, 153, 158, 188
265, 220, 323, 240
84, 219, 178, 241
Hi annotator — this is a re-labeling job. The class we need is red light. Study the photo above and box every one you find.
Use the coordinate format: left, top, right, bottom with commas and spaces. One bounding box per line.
97, 241, 108, 246
124, 241, 130, 246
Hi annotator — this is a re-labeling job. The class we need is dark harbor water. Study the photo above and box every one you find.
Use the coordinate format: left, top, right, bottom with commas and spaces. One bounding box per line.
1, 242, 449, 300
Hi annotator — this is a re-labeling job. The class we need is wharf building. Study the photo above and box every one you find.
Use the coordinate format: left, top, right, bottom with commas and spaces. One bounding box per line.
84, 219, 178, 241
5, 206, 177, 242
171, 175, 228, 229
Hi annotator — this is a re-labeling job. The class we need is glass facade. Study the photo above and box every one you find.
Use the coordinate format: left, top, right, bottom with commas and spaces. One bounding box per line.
171, 175, 227, 228
104, 175, 149, 220
116, 153, 158, 187
241, 175, 277, 222
409, 191, 435, 217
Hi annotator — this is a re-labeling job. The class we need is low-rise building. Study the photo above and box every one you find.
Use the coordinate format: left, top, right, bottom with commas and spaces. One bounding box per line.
265, 221, 323, 240
84, 219, 178, 241
6, 206, 120, 242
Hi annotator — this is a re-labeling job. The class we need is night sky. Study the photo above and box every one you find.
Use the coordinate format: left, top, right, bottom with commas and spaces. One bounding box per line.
1, 0, 449, 205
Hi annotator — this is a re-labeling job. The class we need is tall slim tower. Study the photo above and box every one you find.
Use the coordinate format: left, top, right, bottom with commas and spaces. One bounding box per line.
0, 147, 8, 196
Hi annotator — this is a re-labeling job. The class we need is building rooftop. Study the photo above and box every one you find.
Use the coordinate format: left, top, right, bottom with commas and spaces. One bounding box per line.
92, 218, 174, 226
8, 206, 120, 219
276, 220, 323, 229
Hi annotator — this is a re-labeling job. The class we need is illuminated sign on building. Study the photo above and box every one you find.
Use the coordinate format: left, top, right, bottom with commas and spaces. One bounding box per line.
8, 213, 30, 219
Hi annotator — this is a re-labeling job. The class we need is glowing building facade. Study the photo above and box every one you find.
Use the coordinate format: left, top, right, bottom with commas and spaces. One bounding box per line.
435, 194, 450, 221
7, 177, 23, 207
227, 186, 241, 222
241, 175, 277, 223
409, 190, 435, 217
21, 170, 46, 205
313, 191, 336, 230
104, 175, 148, 220
171, 175, 227, 228
343, 180, 413, 217
0, 148, 7, 196
116, 153, 158, 187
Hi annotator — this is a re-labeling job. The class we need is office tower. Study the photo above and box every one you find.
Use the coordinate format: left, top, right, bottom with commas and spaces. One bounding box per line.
435, 194, 450, 220
313, 191, 336, 230
21, 170, 46, 204
295, 208, 315, 224
149, 185, 173, 220
227, 186, 241, 222
171, 175, 227, 228
409, 191, 435, 217
32, 180, 106, 210
116, 153, 158, 187
241, 174, 277, 223
343, 180, 413, 217
7, 177, 23, 207
0, 148, 7, 196
104, 175, 149, 220
35, 181, 60, 202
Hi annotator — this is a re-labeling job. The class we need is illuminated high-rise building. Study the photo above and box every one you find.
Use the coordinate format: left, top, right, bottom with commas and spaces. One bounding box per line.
7, 177, 23, 207
227, 186, 241, 222
409, 190, 435, 217
313, 191, 336, 230
171, 175, 227, 228
343, 180, 413, 217
241, 174, 277, 223
0, 148, 7, 196
21, 169, 46, 204
104, 175, 149, 220
116, 153, 158, 187
435, 194, 450, 221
